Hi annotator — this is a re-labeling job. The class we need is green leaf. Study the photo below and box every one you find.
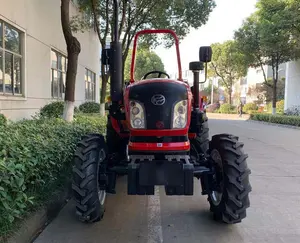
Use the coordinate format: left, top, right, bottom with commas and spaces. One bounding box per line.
16, 177, 24, 188
8, 215, 14, 223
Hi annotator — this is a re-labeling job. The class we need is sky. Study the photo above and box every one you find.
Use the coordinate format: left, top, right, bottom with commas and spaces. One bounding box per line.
154, 0, 258, 75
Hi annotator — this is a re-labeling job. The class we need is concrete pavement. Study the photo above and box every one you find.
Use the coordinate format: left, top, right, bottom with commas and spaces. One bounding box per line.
34, 118, 300, 243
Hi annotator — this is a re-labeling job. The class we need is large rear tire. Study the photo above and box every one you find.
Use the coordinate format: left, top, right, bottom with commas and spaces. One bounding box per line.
208, 134, 252, 224
72, 134, 108, 223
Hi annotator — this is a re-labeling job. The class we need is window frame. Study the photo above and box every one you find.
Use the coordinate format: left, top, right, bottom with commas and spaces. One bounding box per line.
0, 20, 23, 96
51, 49, 67, 99
85, 68, 96, 102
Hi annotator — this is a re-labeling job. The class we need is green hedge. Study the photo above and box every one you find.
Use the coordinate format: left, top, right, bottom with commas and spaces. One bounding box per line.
0, 115, 106, 236
0, 114, 7, 126
243, 103, 257, 113
276, 100, 284, 114
219, 103, 236, 114
265, 100, 285, 114
40, 101, 79, 118
250, 113, 300, 126
79, 102, 100, 113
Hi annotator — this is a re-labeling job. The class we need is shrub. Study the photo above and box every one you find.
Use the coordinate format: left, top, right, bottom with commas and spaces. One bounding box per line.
247, 110, 259, 115
250, 113, 300, 127
276, 100, 284, 114
0, 115, 106, 236
79, 102, 100, 113
266, 102, 272, 113
219, 103, 235, 114
0, 114, 7, 126
285, 105, 300, 116
40, 102, 79, 118
243, 103, 257, 113
40, 101, 64, 118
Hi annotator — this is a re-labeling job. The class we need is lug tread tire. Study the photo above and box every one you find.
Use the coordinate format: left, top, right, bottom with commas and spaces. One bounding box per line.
72, 134, 107, 223
209, 134, 252, 224
190, 114, 210, 155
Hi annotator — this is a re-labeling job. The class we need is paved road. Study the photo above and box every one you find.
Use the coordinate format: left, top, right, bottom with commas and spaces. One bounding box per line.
34, 118, 300, 243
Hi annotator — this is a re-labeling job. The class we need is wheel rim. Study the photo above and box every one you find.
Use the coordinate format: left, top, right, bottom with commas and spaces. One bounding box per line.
210, 149, 224, 206
126, 145, 129, 161
98, 189, 106, 205
211, 191, 222, 205
99, 149, 106, 162
97, 148, 106, 205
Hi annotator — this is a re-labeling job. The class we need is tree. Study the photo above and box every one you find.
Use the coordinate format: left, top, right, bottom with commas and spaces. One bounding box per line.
203, 82, 219, 104
124, 48, 165, 81
286, 0, 300, 38
235, 0, 300, 114
74, 0, 216, 115
61, 0, 81, 122
210, 41, 247, 105
234, 14, 268, 83
247, 77, 285, 103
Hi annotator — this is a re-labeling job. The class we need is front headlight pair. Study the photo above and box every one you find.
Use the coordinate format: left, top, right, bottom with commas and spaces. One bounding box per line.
129, 100, 188, 129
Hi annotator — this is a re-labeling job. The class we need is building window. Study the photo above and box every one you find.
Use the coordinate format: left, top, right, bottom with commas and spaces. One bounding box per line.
0, 20, 23, 95
51, 50, 67, 99
85, 69, 96, 101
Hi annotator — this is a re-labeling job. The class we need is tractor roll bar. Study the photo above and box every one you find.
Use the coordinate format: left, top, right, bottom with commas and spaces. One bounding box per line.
130, 29, 183, 83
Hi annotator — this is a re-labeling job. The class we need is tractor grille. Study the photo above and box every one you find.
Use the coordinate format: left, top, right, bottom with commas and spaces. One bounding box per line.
129, 81, 188, 129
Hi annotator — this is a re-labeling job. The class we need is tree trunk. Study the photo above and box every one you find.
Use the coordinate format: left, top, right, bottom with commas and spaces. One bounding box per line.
61, 0, 81, 122
271, 64, 278, 115
91, 0, 108, 116
100, 64, 108, 116
228, 86, 232, 105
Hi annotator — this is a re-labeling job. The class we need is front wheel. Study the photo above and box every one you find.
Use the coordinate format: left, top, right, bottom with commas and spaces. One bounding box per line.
72, 134, 108, 223
208, 134, 252, 224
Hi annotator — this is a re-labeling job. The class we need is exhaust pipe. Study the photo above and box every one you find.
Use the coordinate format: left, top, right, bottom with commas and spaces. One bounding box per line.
110, 0, 122, 103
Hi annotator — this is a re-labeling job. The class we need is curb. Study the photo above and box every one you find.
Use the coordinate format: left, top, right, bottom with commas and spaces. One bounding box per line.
3, 182, 72, 243
247, 119, 300, 130
206, 113, 250, 120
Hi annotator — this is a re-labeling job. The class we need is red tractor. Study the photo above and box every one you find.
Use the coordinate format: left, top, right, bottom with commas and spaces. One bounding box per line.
72, 0, 251, 225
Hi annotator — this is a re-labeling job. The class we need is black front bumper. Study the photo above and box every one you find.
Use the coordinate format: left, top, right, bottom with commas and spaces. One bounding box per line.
128, 161, 194, 196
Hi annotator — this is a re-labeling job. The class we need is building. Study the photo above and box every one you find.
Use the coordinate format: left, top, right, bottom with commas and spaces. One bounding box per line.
0, 0, 101, 120
284, 60, 300, 111
237, 63, 286, 105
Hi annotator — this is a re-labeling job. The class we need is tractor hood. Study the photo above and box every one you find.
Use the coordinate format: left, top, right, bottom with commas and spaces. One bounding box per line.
125, 79, 190, 130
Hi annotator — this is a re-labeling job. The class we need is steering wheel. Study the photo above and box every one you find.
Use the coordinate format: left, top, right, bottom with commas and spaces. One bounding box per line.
142, 71, 170, 80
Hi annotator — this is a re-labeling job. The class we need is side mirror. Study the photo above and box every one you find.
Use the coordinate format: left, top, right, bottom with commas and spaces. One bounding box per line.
101, 48, 111, 65
199, 46, 212, 63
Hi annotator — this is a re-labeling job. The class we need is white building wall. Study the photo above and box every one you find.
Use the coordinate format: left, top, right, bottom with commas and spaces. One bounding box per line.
284, 60, 300, 111
0, 0, 101, 120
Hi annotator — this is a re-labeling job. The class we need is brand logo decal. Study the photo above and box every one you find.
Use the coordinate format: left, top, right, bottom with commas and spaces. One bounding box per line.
151, 94, 166, 106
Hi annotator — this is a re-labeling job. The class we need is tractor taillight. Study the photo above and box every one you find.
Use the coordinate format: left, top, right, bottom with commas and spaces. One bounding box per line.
130, 101, 145, 129
172, 100, 188, 129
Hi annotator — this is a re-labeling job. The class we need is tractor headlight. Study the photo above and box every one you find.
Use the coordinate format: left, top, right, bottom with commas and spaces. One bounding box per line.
172, 100, 188, 129
130, 101, 145, 129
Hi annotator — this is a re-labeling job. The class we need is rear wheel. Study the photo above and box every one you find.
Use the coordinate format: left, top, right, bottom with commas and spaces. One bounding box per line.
189, 110, 209, 157
208, 134, 252, 224
72, 134, 108, 223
